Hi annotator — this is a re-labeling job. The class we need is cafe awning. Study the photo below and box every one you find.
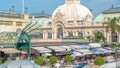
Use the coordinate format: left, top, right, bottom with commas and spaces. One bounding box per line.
76, 49, 93, 55
0, 48, 21, 54
47, 46, 66, 52
60, 46, 72, 51
70, 45, 87, 49
32, 47, 51, 53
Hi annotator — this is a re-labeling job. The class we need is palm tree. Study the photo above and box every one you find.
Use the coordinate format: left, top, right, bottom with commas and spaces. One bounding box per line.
103, 17, 120, 42
104, 17, 120, 68
106, 17, 119, 32
94, 31, 105, 42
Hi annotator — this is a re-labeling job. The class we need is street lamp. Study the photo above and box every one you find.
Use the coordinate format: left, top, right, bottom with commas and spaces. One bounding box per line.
22, 0, 24, 13
115, 47, 119, 68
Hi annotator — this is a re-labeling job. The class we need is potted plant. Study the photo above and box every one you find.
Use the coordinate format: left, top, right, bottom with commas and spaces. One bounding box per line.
65, 55, 73, 63
94, 56, 105, 66
50, 56, 57, 64
49, 56, 57, 68
34, 56, 43, 65
0, 60, 2, 64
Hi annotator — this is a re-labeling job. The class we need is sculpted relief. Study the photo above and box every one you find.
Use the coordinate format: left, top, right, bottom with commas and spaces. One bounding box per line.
54, 9, 64, 20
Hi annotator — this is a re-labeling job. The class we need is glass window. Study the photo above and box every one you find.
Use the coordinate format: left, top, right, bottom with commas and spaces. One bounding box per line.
5, 22, 12, 25
57, 25, 63, 38
39, 33, 43, 39
16, 22, 22, 26
111, 31, 118, 42
67, 21, 73, 25
78, 32, 83, 37
68, 32, 73, 37
47, 33, 52, 39
77, 20, 82, 25
0, 21, 3, 25
16, 28, 21, 33
30, 33, 43, 39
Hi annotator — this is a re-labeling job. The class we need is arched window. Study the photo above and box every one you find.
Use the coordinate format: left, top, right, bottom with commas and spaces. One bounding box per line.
39, 33, 43, 39
57, 25, 63, 38
78, 32, 83, 37
16, 28, 21, 33
47, 33, 52, 39
111, 31, 118, 42
68, 32, 73, 37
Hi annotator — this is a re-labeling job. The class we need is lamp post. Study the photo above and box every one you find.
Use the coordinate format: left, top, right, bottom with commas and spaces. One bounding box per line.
115, 48, 117, 68
22, 0, 24, 13
115, 47, 119, 68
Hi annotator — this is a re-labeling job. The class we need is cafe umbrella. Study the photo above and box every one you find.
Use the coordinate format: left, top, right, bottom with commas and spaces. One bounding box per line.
0, 60, 40, 68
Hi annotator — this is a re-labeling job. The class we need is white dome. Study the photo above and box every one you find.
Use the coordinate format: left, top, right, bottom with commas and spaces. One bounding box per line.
52, 3, 93, 20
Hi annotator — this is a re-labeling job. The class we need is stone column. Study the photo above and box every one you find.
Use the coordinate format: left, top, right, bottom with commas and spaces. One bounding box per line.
73, 31, 76, 36
63, 32, 66, 38
76, 31, 78, 36
44, 32, 47, 39
104, 31, 107, 42
43, 32, 45, 39
52, 32, 54, 39
108, 31, 111, 42
66, 32, 68, 37
54, 31, 57, 39
117, 32, 120, 43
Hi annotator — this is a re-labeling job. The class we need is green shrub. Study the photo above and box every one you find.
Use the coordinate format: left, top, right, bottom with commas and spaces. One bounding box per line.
34, 56, 43, 65
50, 56, 57, 63
94, 57, 105, 66
4, 60, 10, 63
0, 60, 2, 64
65, 55, 73, 62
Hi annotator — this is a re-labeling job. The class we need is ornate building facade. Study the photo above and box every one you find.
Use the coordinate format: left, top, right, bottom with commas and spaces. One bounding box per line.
0, 11, 29, 44
30, 0, 93, 43
0, 0, 120, 46
29, 0, 120, 43
0, 11, 29, 32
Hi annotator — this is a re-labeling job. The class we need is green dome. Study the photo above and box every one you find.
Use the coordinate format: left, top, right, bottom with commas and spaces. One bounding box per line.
93, 14, 104, 23
93, 13, 120, 23
36, 18, 50, 26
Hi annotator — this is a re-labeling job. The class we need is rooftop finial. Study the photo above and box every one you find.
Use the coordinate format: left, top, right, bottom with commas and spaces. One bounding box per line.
12, 5, 15, 12
111, 5, 114, 8
42, 10, 44, 14
25, 7, 28, 14
8, 8, 11, 12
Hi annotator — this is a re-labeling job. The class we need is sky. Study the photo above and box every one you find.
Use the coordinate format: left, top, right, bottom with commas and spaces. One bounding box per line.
0, 0, 120, 17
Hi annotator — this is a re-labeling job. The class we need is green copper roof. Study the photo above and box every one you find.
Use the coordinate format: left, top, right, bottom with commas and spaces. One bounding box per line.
102, 7, 120, 14
93, 13, 120, 23
36, 18, 50, 26
28, 17, 50, 27
29, 11, 51, 18
24, 18, 50, 35
0, 21, 3, 24
93, 14, 104, 23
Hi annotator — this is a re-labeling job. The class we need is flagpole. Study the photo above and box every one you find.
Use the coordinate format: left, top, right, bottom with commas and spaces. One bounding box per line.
22, 0, 24, 13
